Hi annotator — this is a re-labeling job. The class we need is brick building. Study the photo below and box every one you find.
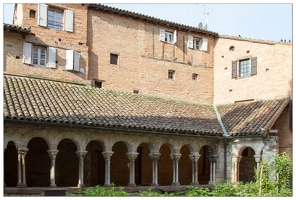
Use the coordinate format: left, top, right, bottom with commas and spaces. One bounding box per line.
3, 3, 292, 196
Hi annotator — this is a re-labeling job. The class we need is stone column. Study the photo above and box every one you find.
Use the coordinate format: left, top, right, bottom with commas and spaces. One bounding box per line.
208, 156, 217, 184
231, 156, 242, 182
170, 154, 181, 186
189, 154, 200, 186
17, 147, 28, 187
102, 151, 113, 187
47, 149, 59, 187
149, 153, 161, 187
76, 150, 88, 188
254, 155, 261, 169
126, 152, 139, 187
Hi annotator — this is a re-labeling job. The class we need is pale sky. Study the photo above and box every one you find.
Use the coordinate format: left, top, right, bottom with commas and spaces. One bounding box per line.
1, 1, 293, 42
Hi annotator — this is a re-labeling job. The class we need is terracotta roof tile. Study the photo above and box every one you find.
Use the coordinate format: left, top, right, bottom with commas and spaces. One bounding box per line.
3, 75, 223, 136
216, 98, 290, 136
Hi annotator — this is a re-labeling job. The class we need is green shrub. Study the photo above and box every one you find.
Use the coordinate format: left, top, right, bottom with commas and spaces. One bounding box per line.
75, 183, 128, 196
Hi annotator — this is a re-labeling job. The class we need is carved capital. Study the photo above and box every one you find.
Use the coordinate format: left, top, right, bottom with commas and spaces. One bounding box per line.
149, 153, 161, 162
189, 154, 200, 162
232, 156, 242, 163
76, 150, 88, 159
18, 147, 28, 157
47, 149, 59, 159
126, 152, 138, 162
170, 154, 181, 162
102, 151, 114, 160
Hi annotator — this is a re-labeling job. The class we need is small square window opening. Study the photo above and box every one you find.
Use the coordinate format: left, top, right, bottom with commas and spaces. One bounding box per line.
94, 81, 102, 88
192, 73, 198, 81
110, 54, 118, 65
29, 10, 36, 18
168, 70, 175, 80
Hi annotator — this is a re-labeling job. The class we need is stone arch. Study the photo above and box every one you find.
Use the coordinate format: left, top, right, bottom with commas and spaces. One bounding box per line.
239, 146, 256, 183
26, 137, 50, 187
4, 141, 18, 187
198, 145, 211, 184
179, 145, 192, 185
110, 141, 129, 186
158, 143, 173, 185
56, 138, 79, 187
84, 140, 105, 187
135, 143, 152, 186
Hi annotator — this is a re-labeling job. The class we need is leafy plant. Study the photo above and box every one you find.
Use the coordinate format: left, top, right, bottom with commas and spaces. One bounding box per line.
74, 183, 128, 196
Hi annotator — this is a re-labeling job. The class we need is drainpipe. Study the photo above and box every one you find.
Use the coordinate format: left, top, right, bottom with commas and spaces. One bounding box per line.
214, 106, 229, 182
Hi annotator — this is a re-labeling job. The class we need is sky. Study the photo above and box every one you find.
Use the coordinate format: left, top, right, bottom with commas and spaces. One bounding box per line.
1, 2, 293, 42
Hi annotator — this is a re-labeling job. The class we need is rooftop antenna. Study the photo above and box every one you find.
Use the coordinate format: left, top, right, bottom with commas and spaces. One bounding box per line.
195, 4, 211, 30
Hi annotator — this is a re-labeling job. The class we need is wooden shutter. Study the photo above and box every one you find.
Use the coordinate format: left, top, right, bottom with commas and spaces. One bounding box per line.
73, 51, 80, 71
64, 10, 74, 32
232, 60, 237, 78
66, 50, 74, 70
38, 4, 48, 27
159, 29, 165, 41
48, 47, 56, 68
251, 57, 257, 75
173, 30, 177, 44
23, 42, 32, 64
200, 38, 208, 51
188, 35, 193, 48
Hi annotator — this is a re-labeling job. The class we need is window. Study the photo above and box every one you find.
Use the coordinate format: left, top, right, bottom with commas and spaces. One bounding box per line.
94, 81, 102, 88
188, 35, 208, 51
38, 4, 74, 32
160, 29, 177, 44
29, 10, 36, 18
232, 57, 257, 78
48, 10, 63, 30
239, 59, 250, 77
110, 54, 118, 65
192, 73, 198, 81
23, 42, 56, 68
32, 47, 46, 66
168, 70, 175, 80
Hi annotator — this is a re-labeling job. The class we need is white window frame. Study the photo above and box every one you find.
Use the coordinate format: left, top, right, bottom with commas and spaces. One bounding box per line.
160, 29, 177, 44
38, 4, 74, 32
32, 46, 47, 67
23, 42, 56, 68
48, 9, 63, 30
188, 35, 208, 51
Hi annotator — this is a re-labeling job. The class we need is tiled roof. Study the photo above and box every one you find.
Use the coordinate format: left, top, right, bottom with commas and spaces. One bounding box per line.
216, 98, 290, 136
87, 4, 218, 37
3, 75, 223, 136
4, 23, 31, 34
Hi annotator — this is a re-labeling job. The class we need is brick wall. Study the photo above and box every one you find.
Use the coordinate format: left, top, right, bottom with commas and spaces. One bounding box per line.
271, 105, 292, 154
214, 37, 292, 105
87, 10, 215, 104
4, 4, 90, 85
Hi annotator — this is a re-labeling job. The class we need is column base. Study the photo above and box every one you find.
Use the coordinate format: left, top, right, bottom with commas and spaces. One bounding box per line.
17, 183, 27, 188
190, 182, 199, 186
103, 183, 111, 187
77, 183, 85, 188
128, 183, 137, 187
151, 183, 159, 187
50, 184, 57, 188
208, 181, 216, 185
171, 182, 180, 186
